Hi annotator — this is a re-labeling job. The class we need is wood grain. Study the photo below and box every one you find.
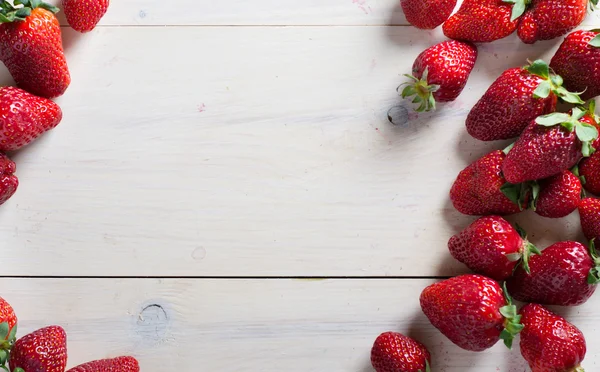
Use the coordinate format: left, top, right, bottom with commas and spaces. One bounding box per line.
44, 0, 600, 27
0, 26, 593, 277
9, 277, 600, 372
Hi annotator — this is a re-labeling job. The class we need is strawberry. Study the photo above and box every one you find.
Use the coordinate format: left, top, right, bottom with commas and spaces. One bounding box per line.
450, 150, 525, 216
62, 0, 109, 33
400, 0, 457, 30
519, 304, 586, 372
532, 169, 582, 218
420, 274, 523, 351
66, 356, 139, 372
502, 108, 599, 184
370, 332, 430, 372
551, 30, 600, 102
10, 325, 67, 372
448, 216, 540, 280
0, 1, 71, 98
0, 87, 62, 152
507, 240, 600, 306
466, 60, 582, 141
579, 197, 600, 241
0, 154, 18, 206
505, 0, 593, 44
400, 40, 477, 112
0, 297, 17, 370
442, 0, 518, 43
579, 151, 600, 195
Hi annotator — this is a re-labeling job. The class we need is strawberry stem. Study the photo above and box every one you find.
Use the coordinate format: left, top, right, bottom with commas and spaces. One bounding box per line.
499, 282, 524, 349
398, 67, 441, 112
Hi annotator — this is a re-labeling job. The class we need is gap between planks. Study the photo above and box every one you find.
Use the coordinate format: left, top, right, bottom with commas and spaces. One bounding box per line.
0, 275, 450, 280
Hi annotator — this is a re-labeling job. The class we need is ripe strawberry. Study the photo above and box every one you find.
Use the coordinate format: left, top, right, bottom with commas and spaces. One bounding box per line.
551, 30, 600, 102
0, 87, 62, 152
0, 1, 71, 98
400, 40, 477, 112
0, 154, 18, 206
579, 197, 600, 241
450, 150, 525, 216
400, 0, 457, 30
466, 60, 582, 141
370, 332, 430, 372
579, 151, 600, 195
0, 297, 17, 364
67, 356, 139, 372
10, 325, 67, 372
532, 169, 582, 218
506, 0, 592, 44
519, 304, 586, 372
507, 240, 600, 306
448, 216, 540, 280
443, 0, 518, 43
502, 108, 599, 184
62, 0, 109, 33
420, 274, 523, 351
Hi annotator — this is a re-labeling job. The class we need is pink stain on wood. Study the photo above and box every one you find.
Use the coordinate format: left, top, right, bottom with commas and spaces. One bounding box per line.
197, 103, 206, 113
352, 0, 371, 14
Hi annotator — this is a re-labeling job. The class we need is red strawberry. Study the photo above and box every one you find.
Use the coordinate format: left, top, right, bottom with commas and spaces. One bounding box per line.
506, 0, 592, 44
370, 332, 430, 372
0, 87, 62, 152
400, 0, 457, 29
448, 216, 540, 280
10, 325, 67, 372
579, 151, 600, 195
420, 274, 522, 351
450, 150, 525, 216
507, 240, 600, 306
532, 169, 582, 218
62, 0, 109, 33
579, 197, 600, 241
466, 60, 582, 141
0, 2, 71, 98
551, 30, 600, 101
442, 0, 518, 43
502, 109, 599, 184
0, 154, 18, 206
0, 297, 17, 368
519, 304, 586, 372
67, 356, 139, 372
400, 40, 477, 112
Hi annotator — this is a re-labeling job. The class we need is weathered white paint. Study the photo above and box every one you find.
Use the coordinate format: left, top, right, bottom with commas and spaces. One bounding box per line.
7, 278, 600, 371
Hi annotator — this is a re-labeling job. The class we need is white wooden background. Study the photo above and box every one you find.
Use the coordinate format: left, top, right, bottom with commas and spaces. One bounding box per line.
0, 1, 599, 370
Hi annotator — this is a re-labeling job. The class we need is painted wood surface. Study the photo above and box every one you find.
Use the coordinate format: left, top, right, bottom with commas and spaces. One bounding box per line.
7, 278, 600, 372
0, 25, 594, 276
46, 0, 600, 26
1, 2, 599, 371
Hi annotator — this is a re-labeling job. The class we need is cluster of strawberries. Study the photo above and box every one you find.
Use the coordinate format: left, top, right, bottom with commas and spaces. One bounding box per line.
0, 1, 140, 371
372, 0, 600, 371
0, 0, 111, 206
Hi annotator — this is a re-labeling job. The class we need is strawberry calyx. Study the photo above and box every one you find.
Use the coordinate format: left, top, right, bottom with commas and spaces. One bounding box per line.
586, 239, 600, 284
399, 67, 441, 112
535, 107, 599, 157
525, 60, 584, 105
0, 0, 58, 23
417, 360, 431, 372
590, 31, 600, 47
503, 0, 532, 21
571, 366, 585, 372
499, 282, 524, 349
0, 322, 17, 372
571, 165, 588, 198
500, 181, 531, 210
508, 224, 542, 274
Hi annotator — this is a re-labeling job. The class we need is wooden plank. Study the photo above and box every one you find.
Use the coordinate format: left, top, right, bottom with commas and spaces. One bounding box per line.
3, 277, 588, 371
45, 0, 600, 26
0, 26, 593, 276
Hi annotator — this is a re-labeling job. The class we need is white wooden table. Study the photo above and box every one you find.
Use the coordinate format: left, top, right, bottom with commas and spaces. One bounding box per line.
0, 1, 599, 370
